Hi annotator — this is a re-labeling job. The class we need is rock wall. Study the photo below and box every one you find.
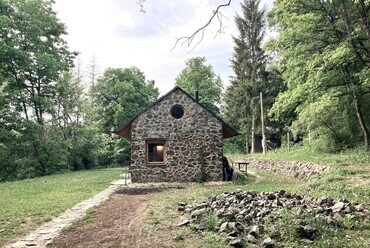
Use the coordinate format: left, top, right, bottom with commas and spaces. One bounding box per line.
130, 89, 223, 183
246, 157, 329, 179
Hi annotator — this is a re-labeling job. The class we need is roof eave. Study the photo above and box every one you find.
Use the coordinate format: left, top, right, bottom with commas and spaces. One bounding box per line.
222, 123, 240, 139
115, 121, 132, 140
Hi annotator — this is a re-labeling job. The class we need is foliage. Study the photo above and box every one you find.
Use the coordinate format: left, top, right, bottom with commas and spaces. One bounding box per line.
175, 56, 222, 114
0, 0, 79, 180
0, 0, 160, 180
223, 137, 245, 155
232, 172, 250, 185
0, 168, 122, 246
224, 0, 283, 153
267, 0, 370, 148
90, 67, 159, 133
0, 0, 75, 136
89, 67, 159, 166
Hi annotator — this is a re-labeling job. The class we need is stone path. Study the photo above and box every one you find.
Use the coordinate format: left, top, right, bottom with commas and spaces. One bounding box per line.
7, 177, 131, 248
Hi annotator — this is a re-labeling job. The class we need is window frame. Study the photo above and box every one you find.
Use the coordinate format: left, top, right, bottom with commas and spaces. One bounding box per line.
170, 104, 185, 119
145, 139, 166, 166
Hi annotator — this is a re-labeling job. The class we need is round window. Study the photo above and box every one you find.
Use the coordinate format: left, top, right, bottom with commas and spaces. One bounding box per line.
170, 105, 184, 119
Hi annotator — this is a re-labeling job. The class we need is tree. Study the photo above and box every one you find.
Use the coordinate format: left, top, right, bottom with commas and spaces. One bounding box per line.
0, 0, 76, 179
90, 67, 159, 165
0, 0, 76, 139
268, 0, 370, 149
87, 53, 99, 88
175, 57, 222, 114
224, 0, 267, 153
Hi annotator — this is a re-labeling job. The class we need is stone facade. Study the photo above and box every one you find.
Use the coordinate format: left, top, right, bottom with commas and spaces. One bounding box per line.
129, 89, 224, 183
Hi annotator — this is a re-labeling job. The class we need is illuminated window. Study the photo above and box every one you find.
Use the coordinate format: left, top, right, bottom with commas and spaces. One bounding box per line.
146, 141, 166, 164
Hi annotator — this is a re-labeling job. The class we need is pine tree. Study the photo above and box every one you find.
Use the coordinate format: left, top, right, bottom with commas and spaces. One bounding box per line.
225, 0, 267, 153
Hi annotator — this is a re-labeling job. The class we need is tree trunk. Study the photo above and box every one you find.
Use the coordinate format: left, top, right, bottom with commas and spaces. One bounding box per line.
22, 100, 29, 121
245, 131, 249, 154
251, 110, 255, 154
351, 86, 369, 147
343, 66, 369, 148
260, 92, 267, 155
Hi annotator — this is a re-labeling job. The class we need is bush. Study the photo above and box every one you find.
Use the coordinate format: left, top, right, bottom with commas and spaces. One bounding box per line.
223, 136, 245, 154
232, 171, 249, 185
195, 169, 208, 183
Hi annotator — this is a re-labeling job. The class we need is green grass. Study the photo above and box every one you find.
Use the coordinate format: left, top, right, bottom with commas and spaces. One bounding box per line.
0, 168, 123, 246
228, 146, 370, 203
266, 207, 370, 247
245, 146, 370, 167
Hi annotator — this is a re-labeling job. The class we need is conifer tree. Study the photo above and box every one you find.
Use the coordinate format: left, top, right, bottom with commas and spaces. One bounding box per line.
224, 0, 267, 153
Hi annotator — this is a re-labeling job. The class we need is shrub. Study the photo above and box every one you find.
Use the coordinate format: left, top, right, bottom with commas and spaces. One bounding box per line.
232, 171, 249, 185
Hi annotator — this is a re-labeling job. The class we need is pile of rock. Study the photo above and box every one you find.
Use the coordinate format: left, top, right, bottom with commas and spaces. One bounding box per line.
177, 190, 369, 247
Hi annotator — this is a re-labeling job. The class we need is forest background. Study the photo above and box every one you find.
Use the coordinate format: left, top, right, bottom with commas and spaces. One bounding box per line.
0, 0, 369, 181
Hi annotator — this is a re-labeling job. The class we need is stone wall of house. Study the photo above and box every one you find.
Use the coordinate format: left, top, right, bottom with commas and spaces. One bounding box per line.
130, 89, 223, 183
246, 157, 329, 179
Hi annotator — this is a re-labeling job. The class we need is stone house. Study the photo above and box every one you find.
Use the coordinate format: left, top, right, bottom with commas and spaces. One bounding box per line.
114, 86, 239, 183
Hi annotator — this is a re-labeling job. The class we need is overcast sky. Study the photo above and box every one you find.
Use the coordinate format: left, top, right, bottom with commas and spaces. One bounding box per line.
53, 0, 274, 95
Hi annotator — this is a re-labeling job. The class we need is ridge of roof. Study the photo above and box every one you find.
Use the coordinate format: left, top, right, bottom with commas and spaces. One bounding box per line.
114, 86, 239, 139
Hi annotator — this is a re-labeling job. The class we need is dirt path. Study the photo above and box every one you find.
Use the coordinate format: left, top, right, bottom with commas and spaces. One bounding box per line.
50, 188, 164, 248
8, 183, 126, 248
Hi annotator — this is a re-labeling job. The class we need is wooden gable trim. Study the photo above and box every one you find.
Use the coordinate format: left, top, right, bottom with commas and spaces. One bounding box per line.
116, 122, 132, 140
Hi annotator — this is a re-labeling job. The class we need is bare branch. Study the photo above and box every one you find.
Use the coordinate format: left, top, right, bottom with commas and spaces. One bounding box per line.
171, 0, 232, 51
137, 0, 146, 13
214, 11, 228, 39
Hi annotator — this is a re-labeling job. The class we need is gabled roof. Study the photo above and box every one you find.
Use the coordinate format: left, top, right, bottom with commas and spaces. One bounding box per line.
114, 86, 239, 140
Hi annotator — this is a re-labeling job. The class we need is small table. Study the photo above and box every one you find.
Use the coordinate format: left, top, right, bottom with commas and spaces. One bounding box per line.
233, 160, 249, 175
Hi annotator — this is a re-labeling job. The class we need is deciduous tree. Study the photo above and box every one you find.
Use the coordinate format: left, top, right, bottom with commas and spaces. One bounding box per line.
0, 0, 76, 178
268, 0, 370, 149
90, 67, 159, 165
175, 56, 222, 114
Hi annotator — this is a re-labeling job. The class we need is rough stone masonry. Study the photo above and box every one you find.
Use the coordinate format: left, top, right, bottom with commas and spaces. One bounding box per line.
246, 158, 329, 180
130, 89, 224, 183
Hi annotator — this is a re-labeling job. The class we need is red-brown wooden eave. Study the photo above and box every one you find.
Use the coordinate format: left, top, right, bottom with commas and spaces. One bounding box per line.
115, 121, 132, 140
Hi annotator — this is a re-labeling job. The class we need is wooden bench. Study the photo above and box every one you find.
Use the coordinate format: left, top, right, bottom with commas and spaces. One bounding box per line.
229, 159, 249, 175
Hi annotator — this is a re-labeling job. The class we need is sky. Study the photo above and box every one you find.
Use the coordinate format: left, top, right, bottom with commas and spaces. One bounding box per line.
53, 0, 274, 95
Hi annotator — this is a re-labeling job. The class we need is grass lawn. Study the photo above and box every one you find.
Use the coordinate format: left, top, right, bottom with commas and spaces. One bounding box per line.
242, 147, 370, 203
0, 168, 123, 246
248, 146, 370, 167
